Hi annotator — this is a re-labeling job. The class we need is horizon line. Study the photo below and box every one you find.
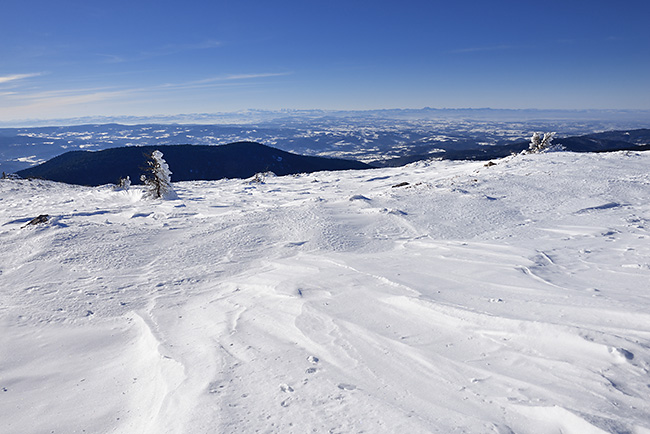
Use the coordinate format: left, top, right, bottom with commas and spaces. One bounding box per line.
2, 107, 649, 128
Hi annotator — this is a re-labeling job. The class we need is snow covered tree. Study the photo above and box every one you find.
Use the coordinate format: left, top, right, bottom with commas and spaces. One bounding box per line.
114, 176, 131, 191
140, 150, 177, 199
527, 132, 557, 153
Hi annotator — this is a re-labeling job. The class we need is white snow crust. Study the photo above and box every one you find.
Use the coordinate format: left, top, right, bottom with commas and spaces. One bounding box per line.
1, 151, 649, 433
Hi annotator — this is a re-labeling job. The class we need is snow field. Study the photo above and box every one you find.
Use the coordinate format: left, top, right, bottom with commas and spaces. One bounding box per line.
1, 151, 649, 433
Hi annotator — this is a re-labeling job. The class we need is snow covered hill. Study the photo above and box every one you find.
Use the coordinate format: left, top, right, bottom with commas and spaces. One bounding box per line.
1, 151, 649, 433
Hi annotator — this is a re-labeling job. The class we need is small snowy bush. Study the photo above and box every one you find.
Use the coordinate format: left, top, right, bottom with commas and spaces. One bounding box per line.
114, 176, 131, 191
140, 150, 177, 199
248, 171, 276, 184
527, 132, 564, 153
1, 172, 21, 180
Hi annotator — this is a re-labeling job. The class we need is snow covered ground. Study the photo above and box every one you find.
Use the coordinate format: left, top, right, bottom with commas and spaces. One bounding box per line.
1, 150, 649, 433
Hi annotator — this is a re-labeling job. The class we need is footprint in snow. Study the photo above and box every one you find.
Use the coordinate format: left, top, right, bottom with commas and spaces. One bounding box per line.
609, 347, 634, 363
279, 384, 294, 393
279, 384, 294, 408
286, 241, 308, 247
382, 208, 408, 216
307, 355, 319, 364
130, 212, 152, 219
207, 382, 225, 394
337, 383, 357, 391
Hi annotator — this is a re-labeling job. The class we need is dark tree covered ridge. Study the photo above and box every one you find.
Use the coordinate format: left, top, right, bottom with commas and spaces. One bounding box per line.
374, 129, 650, 167
16, 142, 371, 186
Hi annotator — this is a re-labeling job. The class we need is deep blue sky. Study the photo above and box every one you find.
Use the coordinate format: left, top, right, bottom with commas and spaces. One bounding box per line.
2, 0, 649, 120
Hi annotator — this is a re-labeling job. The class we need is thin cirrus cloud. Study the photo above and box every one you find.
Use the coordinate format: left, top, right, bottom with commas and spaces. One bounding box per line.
97, 40, 223, 64
155, 72, 294, 92
188, 72, 293, 86
4, 72, 288, 104
0, 71, 292, 119
95, 54, 127, 64
0, 87, 134, 119
0, 73, 43, 84
1, 86, 133, 110
448, 45, 515, 54
9, 86, 127, 101
151, 39, 222, 56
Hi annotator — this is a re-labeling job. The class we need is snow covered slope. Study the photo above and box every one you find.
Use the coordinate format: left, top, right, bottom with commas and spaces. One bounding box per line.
1, 151, 649, 433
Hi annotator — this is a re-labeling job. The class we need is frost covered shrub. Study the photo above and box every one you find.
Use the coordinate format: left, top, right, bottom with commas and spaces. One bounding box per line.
140, 150, 177, 199
251, 172, 266, 184
114, 176, 131, 191
528, 132, 554, 153
1, 172, 20, 180
527, 132, 564, 153
248, 171, 275, 184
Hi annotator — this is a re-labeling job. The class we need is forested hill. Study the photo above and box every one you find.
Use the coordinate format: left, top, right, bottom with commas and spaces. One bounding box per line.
374, 128, 650, 167
16, 142, 372, 186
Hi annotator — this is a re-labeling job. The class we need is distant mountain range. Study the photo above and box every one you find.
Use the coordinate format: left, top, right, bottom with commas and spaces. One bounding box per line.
4, 107, 649, 128
16, 142, 371, 186
375, 128, 650, 166
13, 129, 650, 185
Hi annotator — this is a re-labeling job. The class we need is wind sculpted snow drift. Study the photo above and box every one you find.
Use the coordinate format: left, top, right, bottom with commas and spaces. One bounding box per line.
1, 151, 649, 433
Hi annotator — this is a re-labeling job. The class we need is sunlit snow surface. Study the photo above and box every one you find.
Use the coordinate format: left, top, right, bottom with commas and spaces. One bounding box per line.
1, 151, 649, 433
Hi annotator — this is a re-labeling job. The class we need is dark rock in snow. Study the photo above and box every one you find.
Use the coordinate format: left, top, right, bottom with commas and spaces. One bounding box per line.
21, 214, 49, 228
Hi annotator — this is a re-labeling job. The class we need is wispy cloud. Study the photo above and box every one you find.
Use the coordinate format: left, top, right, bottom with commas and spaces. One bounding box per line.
95, 54, 127, 64
449, 45, 514, 54
99, 39, 223, 64
28, 90, 131, 106
189, 72, 293, 85
9, 85, 126, 101
0, 70, 291, 119
2, 71, 288, 103
162, 39, 222, 53
0, 86, 135, 119
141, 39, 222, 58
0, 73, 43, 84
153, 72, 293, 92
